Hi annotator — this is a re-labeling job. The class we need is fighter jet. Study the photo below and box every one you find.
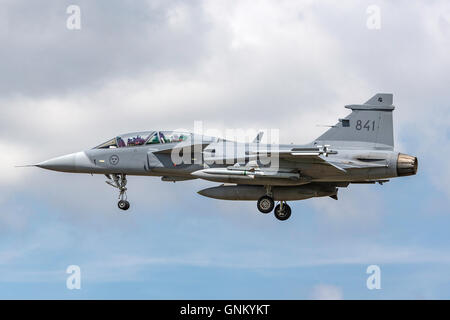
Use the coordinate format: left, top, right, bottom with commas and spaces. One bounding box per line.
31, 93, 417, 221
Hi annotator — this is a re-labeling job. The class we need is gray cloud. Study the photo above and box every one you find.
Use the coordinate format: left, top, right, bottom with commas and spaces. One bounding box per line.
0, 0, 210, 97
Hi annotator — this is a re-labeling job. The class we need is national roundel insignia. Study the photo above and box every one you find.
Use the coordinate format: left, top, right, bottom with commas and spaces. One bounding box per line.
109, 155, 119, 165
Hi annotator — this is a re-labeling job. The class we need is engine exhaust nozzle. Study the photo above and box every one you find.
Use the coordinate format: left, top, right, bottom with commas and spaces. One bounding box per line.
397, 153, 418, 177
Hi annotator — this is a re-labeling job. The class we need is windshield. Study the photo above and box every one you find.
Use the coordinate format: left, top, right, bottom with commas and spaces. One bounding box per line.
94, 138, 118, 149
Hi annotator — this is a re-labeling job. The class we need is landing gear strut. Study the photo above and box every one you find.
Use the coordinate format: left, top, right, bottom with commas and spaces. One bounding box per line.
106, 174, 130, 211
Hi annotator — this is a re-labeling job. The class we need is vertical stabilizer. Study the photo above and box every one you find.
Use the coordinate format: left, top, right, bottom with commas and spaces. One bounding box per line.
315, 93, 395, 149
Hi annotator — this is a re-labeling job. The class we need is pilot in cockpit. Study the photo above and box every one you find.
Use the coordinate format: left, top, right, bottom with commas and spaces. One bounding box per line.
117, 137, 126, 148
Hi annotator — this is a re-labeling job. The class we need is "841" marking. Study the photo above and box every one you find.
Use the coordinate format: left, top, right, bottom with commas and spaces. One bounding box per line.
356, 120, 375, 131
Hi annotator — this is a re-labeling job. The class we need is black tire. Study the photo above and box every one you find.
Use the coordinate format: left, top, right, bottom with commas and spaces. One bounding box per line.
257, 196, 274, 214
118, 200, 129, 210
274, 203, 291, 221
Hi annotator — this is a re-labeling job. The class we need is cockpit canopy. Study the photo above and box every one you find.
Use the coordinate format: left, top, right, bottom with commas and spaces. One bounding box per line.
95, 131, 189, 149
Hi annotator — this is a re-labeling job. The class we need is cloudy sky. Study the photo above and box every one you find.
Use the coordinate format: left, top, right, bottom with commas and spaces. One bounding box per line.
0, 0, 449, 299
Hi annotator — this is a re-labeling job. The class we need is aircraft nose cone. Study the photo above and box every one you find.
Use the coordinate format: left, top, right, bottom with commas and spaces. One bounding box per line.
37, 152, 93, 173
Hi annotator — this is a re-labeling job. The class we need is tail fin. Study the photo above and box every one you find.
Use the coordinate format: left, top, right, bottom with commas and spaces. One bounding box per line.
315, 93, 394, 149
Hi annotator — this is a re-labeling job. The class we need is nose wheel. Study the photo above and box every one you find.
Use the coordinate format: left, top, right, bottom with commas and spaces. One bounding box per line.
118, 199, 130, 210
106, 174, 130, 211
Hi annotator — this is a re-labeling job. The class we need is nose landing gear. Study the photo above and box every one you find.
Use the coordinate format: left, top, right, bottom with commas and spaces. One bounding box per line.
118, 199, 130, 210
106, 174, 130, 211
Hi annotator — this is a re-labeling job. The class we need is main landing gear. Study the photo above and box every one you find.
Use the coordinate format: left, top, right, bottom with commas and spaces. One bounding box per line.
274, 201, 291, 221
257, 187, 292, 221
106, 174, 130, 211
257, 196, 275, 213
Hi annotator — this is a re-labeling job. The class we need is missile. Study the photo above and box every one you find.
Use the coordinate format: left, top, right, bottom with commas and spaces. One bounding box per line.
192, 168, 300, 179
191, 168, 305, 185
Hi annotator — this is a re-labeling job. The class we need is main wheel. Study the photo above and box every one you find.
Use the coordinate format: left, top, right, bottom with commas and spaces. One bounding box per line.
257, 196, 274, 214
118, 200, 130, 210
274, 203, 291, 221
